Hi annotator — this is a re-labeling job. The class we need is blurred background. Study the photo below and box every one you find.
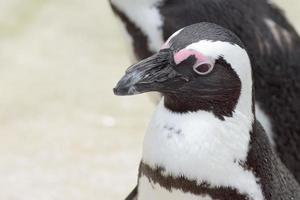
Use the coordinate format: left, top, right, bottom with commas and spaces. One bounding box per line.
0, 0, 299, 200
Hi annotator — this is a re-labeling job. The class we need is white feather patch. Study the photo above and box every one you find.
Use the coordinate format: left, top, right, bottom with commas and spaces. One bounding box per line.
255, 103, 274, 145
163, 28, 184, 47
110, 0, 164, 52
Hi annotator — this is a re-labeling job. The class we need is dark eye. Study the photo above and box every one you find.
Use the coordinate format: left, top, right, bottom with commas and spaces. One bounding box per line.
193, 63, 214, 75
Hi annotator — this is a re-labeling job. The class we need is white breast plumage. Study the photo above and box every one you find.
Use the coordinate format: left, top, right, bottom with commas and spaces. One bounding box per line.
140, 99, 264, 200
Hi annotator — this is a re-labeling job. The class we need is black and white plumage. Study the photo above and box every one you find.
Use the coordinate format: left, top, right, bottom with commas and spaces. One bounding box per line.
114, 23, 300, 200
109, 0, 300, 182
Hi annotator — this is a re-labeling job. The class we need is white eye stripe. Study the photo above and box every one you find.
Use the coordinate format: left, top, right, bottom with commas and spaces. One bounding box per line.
193, 62, 214, 75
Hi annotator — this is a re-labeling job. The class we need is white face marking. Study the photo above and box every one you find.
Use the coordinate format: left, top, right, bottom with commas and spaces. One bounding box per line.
255, 103, 274, 146
186, 41, 253, 119
161, 28, 183, 49
141, 41, 264, 200
138, 175, 214, 200
111, 0, 164, 52
264, 18, 293, 49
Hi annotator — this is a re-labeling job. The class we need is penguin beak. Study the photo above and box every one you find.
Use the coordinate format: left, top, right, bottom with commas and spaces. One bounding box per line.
114, 49, 178, 96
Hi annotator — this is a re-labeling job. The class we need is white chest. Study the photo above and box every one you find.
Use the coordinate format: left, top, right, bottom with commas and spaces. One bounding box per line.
138, 175, 213, 200
141, 100, 264, 200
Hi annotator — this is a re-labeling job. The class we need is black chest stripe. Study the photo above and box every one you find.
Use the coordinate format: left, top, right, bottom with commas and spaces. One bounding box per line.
139, 162, 249, 200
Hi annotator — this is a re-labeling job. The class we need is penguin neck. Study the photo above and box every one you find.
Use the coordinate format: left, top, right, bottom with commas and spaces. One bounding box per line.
163, 85, 254, 121
163, 94, 238, 120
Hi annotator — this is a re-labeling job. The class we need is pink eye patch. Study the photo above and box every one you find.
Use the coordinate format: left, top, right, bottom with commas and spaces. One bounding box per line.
174, 49, 211, 66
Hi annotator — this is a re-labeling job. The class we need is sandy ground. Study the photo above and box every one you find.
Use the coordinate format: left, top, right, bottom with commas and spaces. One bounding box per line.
0, 1, 299, 200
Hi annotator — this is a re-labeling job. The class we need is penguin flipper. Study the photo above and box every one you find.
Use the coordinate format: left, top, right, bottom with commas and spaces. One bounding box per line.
250, 121, 300, 198
125, 186, 137, 200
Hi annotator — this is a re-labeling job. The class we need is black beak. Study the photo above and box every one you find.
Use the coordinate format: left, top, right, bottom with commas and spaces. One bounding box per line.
114, 49, 179, 96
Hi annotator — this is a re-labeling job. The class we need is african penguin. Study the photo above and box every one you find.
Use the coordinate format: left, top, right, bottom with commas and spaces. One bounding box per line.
109, 0, 300, 181
114, 23, 300, 200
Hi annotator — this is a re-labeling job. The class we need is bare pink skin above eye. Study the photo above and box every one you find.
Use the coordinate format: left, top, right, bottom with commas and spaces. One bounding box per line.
174, 49, 210, 66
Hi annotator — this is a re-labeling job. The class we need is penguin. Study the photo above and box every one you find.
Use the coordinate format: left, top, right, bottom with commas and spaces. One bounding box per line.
114, 23, 300, 200
109, 0, 300, 182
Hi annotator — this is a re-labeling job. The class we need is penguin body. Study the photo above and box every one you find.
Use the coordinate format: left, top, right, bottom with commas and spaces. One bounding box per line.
114, 23, 300, 200
110, 0, 300, 181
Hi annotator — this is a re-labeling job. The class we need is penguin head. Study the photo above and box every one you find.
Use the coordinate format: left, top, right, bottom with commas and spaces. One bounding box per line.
114, 23, 253, 118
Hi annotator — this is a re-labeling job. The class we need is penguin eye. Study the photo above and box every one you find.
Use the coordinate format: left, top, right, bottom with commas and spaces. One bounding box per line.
193, 62, 214, 75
